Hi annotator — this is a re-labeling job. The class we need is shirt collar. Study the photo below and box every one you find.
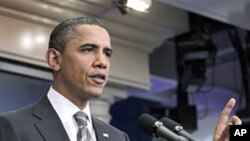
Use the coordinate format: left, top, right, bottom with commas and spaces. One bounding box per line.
47, 87, 92, 124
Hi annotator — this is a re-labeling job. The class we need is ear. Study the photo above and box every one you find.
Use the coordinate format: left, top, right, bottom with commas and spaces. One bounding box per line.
45, 48, 61, 71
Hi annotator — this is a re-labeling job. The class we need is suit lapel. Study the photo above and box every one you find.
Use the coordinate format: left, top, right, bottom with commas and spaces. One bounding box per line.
32, 96, 70, 141
92, 118, 110, 141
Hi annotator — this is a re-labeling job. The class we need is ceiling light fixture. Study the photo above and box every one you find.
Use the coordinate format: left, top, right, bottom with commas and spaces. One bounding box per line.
126, 0, 151, 12
114, 0, 152, 15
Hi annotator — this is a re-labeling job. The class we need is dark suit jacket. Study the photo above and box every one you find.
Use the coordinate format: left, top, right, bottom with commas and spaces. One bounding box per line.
0, 96, 130, 141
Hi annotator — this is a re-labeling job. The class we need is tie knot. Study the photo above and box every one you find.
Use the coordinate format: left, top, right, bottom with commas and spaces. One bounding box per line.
74, 111, 88, 127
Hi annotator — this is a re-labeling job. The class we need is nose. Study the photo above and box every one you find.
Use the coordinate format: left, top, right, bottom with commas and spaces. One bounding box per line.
93, 52, 108, 69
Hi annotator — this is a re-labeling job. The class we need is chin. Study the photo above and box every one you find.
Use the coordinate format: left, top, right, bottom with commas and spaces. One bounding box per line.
91, 92, 102, 98
81, 86, 104, 98
89, 88, 103, 98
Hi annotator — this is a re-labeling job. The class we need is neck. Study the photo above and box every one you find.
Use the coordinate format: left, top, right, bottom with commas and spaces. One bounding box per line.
52, 83, 89, 110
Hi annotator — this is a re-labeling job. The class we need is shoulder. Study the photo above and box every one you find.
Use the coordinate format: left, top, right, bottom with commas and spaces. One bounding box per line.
0, 102, 35, 121
0, 96, 50, 122
0, 98, 43, 129
0, 104, 36, 141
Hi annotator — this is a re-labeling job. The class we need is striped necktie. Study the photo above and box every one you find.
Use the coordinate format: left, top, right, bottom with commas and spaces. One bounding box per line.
74, 111, 93, 141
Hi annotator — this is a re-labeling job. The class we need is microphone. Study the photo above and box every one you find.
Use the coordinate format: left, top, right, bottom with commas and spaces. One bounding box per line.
137, 114, 188, 141
160, 117, 201, 141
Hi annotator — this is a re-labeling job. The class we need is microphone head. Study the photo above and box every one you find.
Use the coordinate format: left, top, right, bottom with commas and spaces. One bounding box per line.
137, 113, 158, 136
160, 117, 182, 132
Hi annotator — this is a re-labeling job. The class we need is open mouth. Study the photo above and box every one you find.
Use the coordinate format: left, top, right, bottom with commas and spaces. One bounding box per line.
89, 73, 106, 84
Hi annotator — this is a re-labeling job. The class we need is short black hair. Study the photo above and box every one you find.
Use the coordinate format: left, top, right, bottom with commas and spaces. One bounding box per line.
49, 17, 106, 52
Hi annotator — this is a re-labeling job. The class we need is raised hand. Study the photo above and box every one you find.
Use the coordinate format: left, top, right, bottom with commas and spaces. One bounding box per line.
213, 98, 242, 141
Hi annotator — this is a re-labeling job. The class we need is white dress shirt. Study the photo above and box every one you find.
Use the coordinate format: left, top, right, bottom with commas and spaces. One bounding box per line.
47, 87, 97, 141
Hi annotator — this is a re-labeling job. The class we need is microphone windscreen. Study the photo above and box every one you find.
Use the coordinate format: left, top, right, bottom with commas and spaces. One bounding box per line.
137, 113, 157, 135
160, 117, 181, 131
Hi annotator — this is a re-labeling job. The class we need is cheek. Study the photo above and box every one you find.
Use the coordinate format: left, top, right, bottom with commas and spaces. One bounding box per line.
64, 62, 86, 81
78, 62, 92, 77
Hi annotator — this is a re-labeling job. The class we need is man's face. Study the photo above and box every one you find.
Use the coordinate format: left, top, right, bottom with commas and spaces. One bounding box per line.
58, 24, 112, 99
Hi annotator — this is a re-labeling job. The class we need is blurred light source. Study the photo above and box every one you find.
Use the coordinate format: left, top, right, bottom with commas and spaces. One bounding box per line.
35, 35, 46, 44
20, 35, 32, 50
126, 0, 151, 12
114, 0, 152, 15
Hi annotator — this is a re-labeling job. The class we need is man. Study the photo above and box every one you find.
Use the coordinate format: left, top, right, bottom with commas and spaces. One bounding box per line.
0, 17, 129, 141
0, 17, 241, 141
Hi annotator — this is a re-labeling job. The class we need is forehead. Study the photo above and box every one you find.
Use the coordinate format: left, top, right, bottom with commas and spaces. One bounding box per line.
74, 24, 111, 45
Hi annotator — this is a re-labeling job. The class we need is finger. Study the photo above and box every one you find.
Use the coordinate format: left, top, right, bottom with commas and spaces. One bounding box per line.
217, 98, 236, 125
214, 98, 237, 141
230, 116, 242, 125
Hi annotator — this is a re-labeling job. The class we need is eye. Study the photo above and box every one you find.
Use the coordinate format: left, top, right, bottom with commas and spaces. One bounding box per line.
104, 49, 112, 58
82, 46, 94, 52
79, 44, 97, 54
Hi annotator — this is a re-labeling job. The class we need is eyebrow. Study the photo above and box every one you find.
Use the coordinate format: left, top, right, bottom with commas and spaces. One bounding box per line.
79, 43, 97, 48
79, 43, 112, 53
